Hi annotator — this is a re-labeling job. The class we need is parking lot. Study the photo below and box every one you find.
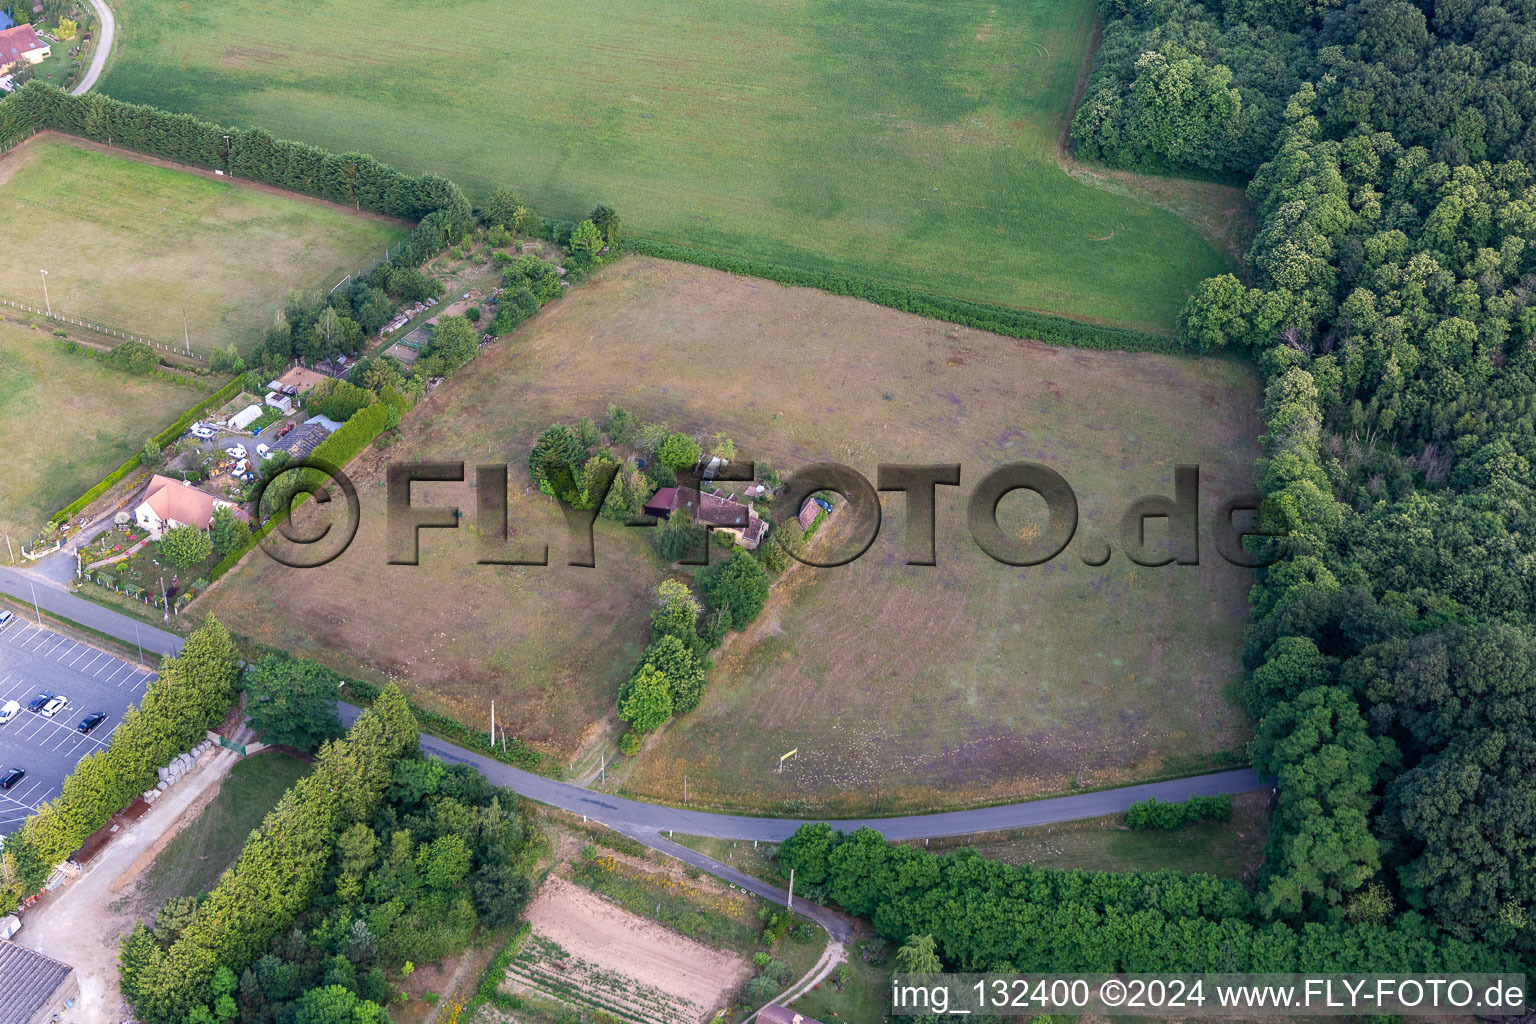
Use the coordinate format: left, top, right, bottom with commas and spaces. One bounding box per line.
0, 615, 158, 835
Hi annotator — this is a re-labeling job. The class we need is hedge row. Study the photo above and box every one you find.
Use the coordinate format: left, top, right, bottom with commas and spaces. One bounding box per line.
0, 620, 242, 914
625, 238, 1179, 353
122, 686, 420, 1024
0, 83, 468, 223
49, 377, 242, 527
1125, 794, 1233, 830
50, 338, 209, 385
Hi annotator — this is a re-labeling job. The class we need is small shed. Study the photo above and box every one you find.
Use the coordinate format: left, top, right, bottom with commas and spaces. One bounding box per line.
264, 392, 294, 414
226, 404, 264, 431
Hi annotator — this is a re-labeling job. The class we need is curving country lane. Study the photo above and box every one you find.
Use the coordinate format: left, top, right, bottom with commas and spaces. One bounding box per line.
69, 0, 115, 96
0, 565, 1268, 841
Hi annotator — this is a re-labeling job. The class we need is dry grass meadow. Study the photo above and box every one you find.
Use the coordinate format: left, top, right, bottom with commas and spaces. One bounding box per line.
202, 256, 1262, 809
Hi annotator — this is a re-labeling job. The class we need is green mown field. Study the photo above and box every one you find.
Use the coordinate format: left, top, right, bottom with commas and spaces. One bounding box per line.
101, 0, 1230, 332
0, 138, 406, 354
0, 321, 218, 542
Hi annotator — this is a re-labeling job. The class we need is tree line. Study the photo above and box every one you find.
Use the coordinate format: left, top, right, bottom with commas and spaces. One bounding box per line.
120, 684, 423, 1024
0, 619, 242, 913
1086, 0, 1536, 962
777, 824, 1520, 973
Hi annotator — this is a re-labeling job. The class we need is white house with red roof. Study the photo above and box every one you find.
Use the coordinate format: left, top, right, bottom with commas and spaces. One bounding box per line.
133, 475, 247, 538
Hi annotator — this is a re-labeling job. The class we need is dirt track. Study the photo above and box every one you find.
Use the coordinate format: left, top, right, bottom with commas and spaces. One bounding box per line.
12, 745, 240, 1024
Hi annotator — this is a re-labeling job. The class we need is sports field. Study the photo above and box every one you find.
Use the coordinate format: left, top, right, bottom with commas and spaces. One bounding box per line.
101, 0, 1229, 332
0, 137, 406, 354
0, 321, 218, 542
200, 256, 1261, 810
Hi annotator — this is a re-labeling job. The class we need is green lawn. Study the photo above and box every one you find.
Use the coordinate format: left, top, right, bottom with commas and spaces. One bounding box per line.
908, 791, 1273, 878
0, 322, 217, 542
132, 752, 311, 911
101, 0, 1229, 332
0, 138, 406, 353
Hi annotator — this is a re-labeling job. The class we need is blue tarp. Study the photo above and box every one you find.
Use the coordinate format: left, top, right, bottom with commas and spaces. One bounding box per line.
0, 12, 16, 29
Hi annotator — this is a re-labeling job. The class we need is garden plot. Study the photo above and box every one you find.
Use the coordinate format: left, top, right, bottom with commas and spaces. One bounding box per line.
504, 876, 752, 1024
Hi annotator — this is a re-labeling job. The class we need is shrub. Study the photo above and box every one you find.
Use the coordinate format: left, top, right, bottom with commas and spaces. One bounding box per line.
618, 731, 641, 756
111, 340, 158, 375
159, 525, 212, 569
656, 432, 702, 472
1124, 795, 1233, 830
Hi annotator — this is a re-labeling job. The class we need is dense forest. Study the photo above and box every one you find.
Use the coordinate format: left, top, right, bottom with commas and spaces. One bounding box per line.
1076, 0, 1536, 964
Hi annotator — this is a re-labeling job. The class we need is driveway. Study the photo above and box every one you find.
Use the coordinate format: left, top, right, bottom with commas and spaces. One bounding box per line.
11, 744, 243, 1024
69, 0, 115, 96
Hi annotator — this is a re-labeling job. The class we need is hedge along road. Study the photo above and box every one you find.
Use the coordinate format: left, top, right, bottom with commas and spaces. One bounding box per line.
0, 566, 1268, 842
71, 0, 116, 96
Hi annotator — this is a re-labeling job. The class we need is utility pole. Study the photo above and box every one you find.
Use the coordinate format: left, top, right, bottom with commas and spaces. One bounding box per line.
600, 751, 606, 782
489, 699, 495, 746
133, 623, 144, 665
182, 307, 190, 355
222, 134, 233, 178
28, 582, 41, 626
38, 268, 49, 316
4, 532, 13, 564
160, 576, 168, 622
684, 774, 687, 804
786, 868, 795, 916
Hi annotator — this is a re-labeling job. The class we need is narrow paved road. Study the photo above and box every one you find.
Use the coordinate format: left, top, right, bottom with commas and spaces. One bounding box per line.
70, 0, 116, 96
0, 567, 1269, 841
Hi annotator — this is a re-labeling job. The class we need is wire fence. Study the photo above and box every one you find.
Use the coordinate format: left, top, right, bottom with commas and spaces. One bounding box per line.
0, 294, 206, 361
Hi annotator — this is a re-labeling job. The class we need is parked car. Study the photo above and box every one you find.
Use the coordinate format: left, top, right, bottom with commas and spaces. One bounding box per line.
39, 695, 67, 718
76, 711, 107, 735
814, 496, 834, 512
256, 443, 272, 460
190, 423, 216, 439
0, 609, 13, 629
224, 444, 248, 459
0, 700, 19, 725
0, 768, 25, 791
26, 692, 52, 712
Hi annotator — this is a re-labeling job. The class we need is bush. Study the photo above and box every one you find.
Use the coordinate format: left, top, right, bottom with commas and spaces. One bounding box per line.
159, 525, 212, 569
656, 432, 702, 471
618, 731, 641, 756
111, 340, 158, 375
1124, 795, 1232, 830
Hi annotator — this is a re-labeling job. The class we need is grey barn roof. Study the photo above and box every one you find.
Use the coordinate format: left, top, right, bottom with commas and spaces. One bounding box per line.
0, 941, 72, 1024
271, 423, 332, 460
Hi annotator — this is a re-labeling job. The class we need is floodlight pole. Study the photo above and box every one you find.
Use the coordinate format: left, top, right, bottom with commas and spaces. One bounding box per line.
133, 624, 144, 665
28, 582, 41, 626
38, 269, 49, 315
